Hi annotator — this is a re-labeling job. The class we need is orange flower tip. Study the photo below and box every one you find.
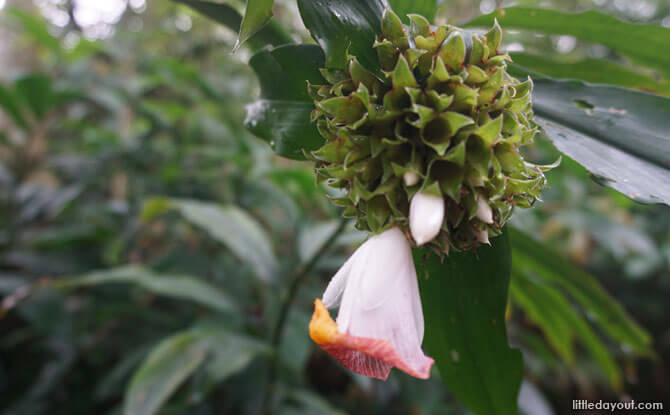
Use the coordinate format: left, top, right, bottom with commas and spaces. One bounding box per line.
309, 299, 339, 345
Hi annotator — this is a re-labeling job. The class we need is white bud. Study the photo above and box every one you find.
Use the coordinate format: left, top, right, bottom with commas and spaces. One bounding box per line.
476, 195, 494, 224
475, 229, 490, 245
409, 192, 444, 246
403, 170, 420, 186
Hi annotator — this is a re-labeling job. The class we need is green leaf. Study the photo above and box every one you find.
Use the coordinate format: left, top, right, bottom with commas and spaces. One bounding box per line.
15, 74, 53, 119
466, 7, 670, 79
0, 83, 28, 129
530, 78, 670, 205
509, 227, 653, 359
8, 8, 62, 54
388, 0, 436, 23
124, 327, 267, 415
511, 269, 621, 388
198, 327, 270, 383
125, 331, 207, 415
174, 0, 241, 31
96, 346, 151, 400
245, 44, 326, 159
415, 232, 522, 415
509, 272, 575, 365
250, 45, 325, 102
297, 0, 388, 72
58, 265, 236, 313
235, 0, 275, 51
173, 0, 291, 50
509, 53, 670, 96
168, 198, 279, 282
245, 100, 320, 159
281, 389, 348, 415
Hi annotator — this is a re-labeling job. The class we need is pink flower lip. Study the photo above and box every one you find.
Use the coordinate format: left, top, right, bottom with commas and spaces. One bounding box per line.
310, 299, 433, 380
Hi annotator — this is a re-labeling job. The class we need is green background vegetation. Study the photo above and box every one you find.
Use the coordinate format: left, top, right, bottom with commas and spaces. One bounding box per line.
1, 1, 669, 414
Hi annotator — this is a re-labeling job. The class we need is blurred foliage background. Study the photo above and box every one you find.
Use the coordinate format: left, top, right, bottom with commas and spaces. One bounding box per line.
0, 1, 669, 414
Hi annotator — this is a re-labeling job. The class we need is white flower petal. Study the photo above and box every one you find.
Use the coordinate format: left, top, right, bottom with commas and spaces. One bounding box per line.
311, 227, 434, 380
322, 246, 359, 308
409, 192, 444, 246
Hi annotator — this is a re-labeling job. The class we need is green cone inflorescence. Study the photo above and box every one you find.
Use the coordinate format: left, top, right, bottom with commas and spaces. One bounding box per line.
308, 9, 555, 253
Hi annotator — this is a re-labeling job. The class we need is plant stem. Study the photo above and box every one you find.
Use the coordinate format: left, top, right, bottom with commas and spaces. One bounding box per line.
262, 218, 349, 413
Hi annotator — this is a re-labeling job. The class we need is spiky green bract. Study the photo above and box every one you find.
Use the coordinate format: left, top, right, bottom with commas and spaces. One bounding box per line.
309, 9, 552, 253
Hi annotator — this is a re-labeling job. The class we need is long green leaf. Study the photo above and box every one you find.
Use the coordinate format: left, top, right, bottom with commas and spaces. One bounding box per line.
509, 227, 653, 358
533, 79, 669, 168
510, 273, 575, 365
283, 389, 348, 415
235, 0, 275, 51
15, 74, 53, 119
529, 78, 670, 205
125, 331, 207, 415
58, 265, 236, 313
389, 0, 436, 23
297, 0, 388, 73
415, 232, 522, 415
245, 44, 326, 159
510, 53, 670, 95
173, 0, 291, 50
197, 327, 270, 383
0, 83, 28, 129
8, 8, 62, 54
466, 7, 670, 79
511, 270, 621, 388
124, 327, 266, 415
169, 198, 279, 282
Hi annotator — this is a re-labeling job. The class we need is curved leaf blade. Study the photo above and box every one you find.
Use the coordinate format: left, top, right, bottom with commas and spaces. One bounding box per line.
511, 271, 621, 387
174, 0, 240, 28
169, 199, 279, 282
173, 0, 291, 50
249, 44, 326, 102
466, 7, 670, 79
235, 0, 274, 51
0, 83, 28, 129
197, 328, 270, 382
245, 100, 320, 159
297, 0, 388, 72
124, 328, 267, 415
530, 78, 670, 205
15, 74, 53, 119
124, 331, 207, 415
509, 272, 576, 365
509, 228, 653, 359
509, 53, 670, 96
7, 8, 62, 54
415, 232, 522, 415
59, 265, 236, 313
245, 44, 326, 159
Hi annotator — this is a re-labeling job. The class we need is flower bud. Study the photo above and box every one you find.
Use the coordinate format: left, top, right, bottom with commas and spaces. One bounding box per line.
403, 171, 420, 186
476, 195, 494, 224
475, 229, 490, 245
409, 192, 444, 246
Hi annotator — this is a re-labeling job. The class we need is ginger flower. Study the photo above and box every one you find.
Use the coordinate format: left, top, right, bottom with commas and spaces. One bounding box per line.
309, 227, 434, 380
